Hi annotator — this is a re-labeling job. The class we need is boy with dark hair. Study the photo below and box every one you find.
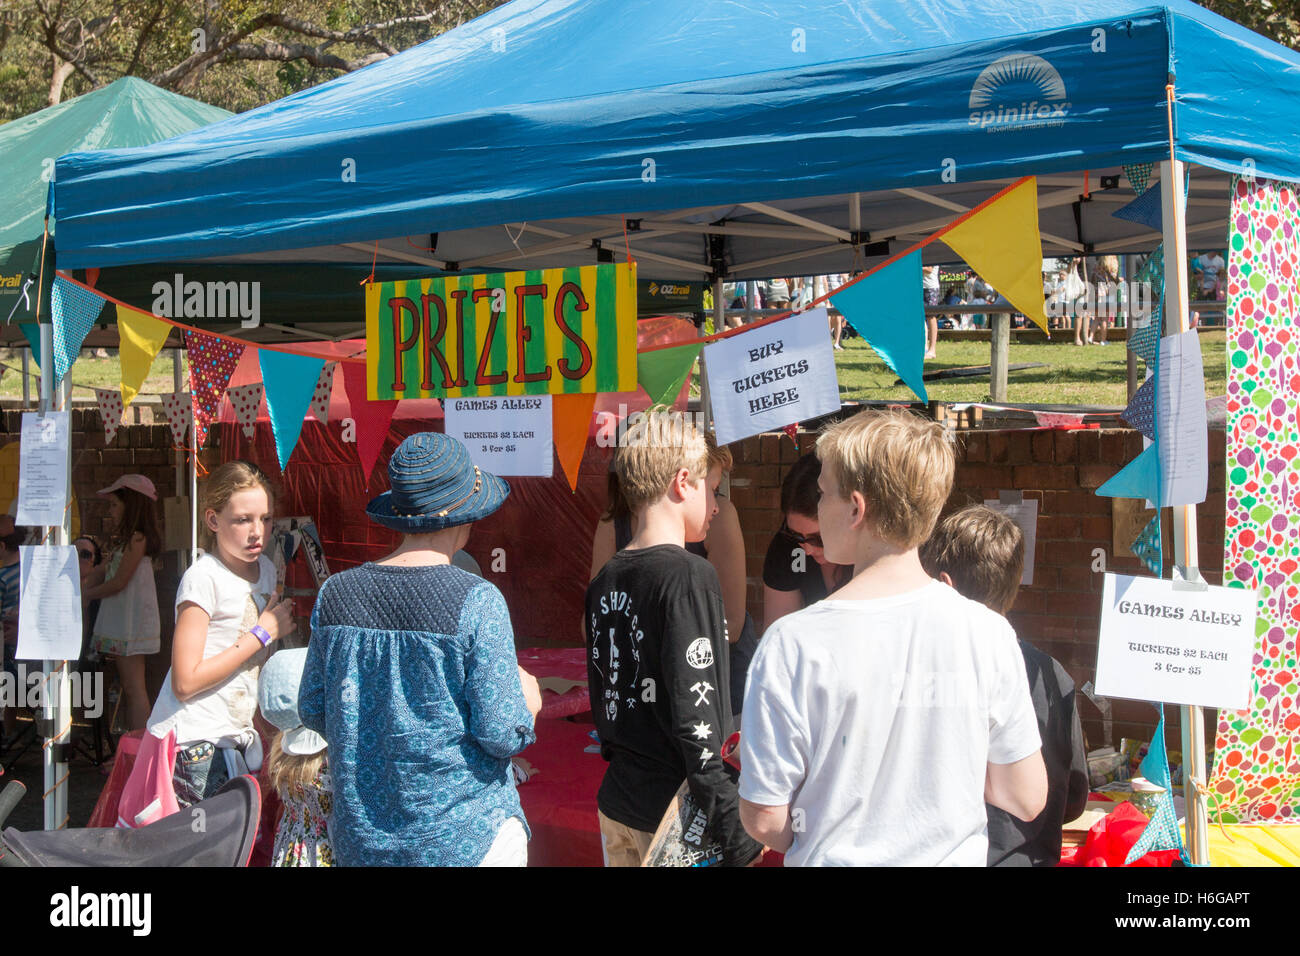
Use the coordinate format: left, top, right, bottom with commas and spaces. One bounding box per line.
585, 410, 762, 867
920, 504, 1090, 866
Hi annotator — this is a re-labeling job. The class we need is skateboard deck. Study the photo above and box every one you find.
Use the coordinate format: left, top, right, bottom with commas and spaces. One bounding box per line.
641, 732, 740, 867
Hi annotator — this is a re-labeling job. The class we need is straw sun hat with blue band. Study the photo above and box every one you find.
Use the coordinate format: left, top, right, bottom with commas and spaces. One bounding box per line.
366, 432, 510, 533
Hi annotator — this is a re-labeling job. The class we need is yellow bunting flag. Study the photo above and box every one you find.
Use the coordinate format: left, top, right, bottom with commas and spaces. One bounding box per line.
552, 392, 598, 492
940, 178, 1050, 334
117, 304, 173, 408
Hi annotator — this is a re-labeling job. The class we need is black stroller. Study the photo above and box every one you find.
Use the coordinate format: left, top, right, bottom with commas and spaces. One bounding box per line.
0, 775, 261, 867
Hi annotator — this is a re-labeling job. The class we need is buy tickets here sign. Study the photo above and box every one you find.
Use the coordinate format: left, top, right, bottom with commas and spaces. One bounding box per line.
365, 263, 638, 400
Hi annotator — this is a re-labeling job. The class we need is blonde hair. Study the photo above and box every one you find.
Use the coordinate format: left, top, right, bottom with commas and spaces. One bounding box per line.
614, 408, 709, 513
200, 460, 274, 551
264, 731, 327, 796
919, 505, 1025, 615
815, 409, 954, 549
705, 431, 733, 474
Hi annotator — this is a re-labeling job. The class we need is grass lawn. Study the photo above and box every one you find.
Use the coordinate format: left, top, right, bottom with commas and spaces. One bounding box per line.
0, 350, 188, 401
833, 329, 1227, 407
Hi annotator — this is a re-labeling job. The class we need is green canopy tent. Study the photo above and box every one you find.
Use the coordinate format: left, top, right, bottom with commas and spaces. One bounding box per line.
0, 77, 232, 355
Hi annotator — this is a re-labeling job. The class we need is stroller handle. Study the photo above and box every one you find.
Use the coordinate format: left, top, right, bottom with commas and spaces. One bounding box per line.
0, 780, 26, 829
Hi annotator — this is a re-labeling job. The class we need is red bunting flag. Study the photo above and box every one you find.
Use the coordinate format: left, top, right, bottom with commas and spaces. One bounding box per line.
184, 329, 244, 448
341, 361, 398, 486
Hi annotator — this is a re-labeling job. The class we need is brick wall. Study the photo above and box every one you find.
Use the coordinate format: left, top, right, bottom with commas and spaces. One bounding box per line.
727, 423, 1228, 752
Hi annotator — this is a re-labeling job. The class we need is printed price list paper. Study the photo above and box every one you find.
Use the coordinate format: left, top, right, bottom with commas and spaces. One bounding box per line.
15, 545, 83, 661
444, 395, 553, 477
16, 411, 69, 527
1095, 573, 1256, 709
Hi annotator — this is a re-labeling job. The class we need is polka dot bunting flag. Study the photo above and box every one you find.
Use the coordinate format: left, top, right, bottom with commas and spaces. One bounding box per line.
308, 362, 336, 424
183, 329, 244, 449
94, 387, 124, 445
226, 382, 264, 439
159, 391, 193, 447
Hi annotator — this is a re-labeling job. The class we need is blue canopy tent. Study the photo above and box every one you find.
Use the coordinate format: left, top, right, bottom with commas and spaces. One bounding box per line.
48, 0, 1300, 286
41, 0, 1300, 859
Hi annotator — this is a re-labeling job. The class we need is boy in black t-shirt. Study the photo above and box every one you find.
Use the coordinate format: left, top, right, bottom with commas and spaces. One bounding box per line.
920, 505, 1090, 866
585, 411, 763, 867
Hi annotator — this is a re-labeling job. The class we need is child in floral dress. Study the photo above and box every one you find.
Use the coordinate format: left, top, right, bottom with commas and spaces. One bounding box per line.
259, 647, 333, 867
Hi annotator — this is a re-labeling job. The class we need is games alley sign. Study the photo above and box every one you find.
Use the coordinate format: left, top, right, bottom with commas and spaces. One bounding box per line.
365, 263, 637, 400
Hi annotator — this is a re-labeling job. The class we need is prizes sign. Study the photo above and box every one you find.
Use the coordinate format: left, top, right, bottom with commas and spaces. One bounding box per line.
366, 264, 637, 400
704, 308, 841, 445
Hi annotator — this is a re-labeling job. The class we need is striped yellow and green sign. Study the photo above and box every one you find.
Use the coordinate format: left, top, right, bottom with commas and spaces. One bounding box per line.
365, 263, 637, 399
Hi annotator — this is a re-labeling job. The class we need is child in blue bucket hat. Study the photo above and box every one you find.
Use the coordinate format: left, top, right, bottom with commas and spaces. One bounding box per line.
299, 432, 543, 866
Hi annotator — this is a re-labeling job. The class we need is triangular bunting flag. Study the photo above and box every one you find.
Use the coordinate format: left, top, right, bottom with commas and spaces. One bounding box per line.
1125, 705, 1186, 864
1096, 443, 1161, 506
1121, 375, 1156, 439
341, 361, 398, 486
19, 323, 44, 369
1136, 243, 1164, 286
1124, 162, 1154, 196
259, 350, 326, 471
50, 276, 107, 386
1113, 179, 1163, 231
1129, 320, 1161, 368
226, 383, 265, 439
94, 387, 124, 444
1131, 514, 1163, 577
308, 362, 337, 424
159, 391, 193, 447
184, 329, 244, 449
117, 305, 173, 409
939, 178, 1050, 334
832, 249, 928, 402
553, 392, 597, 492
637, 343, 700, 407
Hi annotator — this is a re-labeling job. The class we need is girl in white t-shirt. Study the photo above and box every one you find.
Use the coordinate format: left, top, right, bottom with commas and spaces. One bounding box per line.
146, 460, 295, 808
83, 474, 162, 731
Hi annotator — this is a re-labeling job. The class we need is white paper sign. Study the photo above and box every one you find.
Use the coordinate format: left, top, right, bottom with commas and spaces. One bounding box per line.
704, 308, 841, 445
1157, 329, 1208, 506
983, 494, 1038, 586
15, 545, 83, 661
444, 395, 553, 477
16, 411, 69, 527
1095, 573, 1256, 709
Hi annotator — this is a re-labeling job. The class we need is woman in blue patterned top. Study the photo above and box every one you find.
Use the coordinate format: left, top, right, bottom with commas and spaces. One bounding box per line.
299, 433, 542, 866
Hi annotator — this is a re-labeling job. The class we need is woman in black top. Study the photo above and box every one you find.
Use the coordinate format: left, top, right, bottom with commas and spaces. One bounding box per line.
761, 453, 852, 633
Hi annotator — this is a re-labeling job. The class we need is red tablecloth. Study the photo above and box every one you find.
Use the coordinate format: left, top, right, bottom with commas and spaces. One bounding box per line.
518, 647, 591, 720
517, 718, 605, 867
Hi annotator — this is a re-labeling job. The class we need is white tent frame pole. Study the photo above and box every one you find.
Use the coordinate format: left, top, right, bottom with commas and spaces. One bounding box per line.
1160, 157, 1209, 867
172, 348, 190, 572
38, 321, 71, 830
1092, 218, 1227, 254
741, 202, 852, 242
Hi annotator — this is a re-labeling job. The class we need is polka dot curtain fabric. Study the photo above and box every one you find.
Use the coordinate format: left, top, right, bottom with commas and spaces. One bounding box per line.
1211, 175, 1300, 824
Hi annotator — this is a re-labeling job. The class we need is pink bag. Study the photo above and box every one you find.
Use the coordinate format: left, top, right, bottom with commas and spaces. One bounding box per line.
115, 728, 181, 828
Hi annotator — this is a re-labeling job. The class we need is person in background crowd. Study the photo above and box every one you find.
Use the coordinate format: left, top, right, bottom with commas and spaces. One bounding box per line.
920, 505, 1089, 867
738, 410, 1046, 866
585, 410, 761, 867
301, 433, 541, 866
590, 432, 757, 716
1090, 255, 1120, 345
0, 516, 23, 742
145, 461, 293, 808
761, 453, 852, 634
1062, 258, 1090, 345
260, 647, 334, 867
82, 475, 162, 731
923, 265, 941, 360
75, 534, 104, 655
1193, 250, 1225, 301
766, 277, 791, 310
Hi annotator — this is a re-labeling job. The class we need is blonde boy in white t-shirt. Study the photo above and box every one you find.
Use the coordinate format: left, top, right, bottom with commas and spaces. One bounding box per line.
738, 409, 1047, 866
